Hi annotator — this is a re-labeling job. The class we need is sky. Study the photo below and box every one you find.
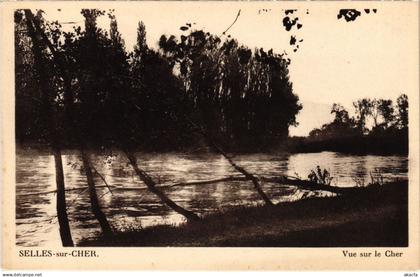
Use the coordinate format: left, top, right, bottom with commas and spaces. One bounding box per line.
40, 2, 418, 136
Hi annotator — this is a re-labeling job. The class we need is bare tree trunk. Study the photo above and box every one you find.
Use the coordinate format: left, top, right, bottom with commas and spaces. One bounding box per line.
80, 150, 113, 237
24, 10, 74, 246
125, 151, 201, 221
52, 147, 74, 246
27, 9, 116, 239
222, 156, 274, 206
185, 117, 274, 206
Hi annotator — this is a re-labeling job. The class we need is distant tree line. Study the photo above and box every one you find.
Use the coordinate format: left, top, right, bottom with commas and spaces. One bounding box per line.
294, 95, 409, 155
308, 95, 408, 139
15, 9, 302, 151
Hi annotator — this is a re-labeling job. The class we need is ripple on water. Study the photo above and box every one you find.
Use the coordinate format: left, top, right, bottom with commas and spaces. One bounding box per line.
16, 149, 408, 246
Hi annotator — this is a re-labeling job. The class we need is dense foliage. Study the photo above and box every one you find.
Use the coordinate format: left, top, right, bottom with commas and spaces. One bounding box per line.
308, 95, 408, 139
15, 9, 302, 151
299, 95, 409, 155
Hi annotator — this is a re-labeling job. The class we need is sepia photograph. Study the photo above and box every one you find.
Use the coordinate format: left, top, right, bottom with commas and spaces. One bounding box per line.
1, 0, 419, 270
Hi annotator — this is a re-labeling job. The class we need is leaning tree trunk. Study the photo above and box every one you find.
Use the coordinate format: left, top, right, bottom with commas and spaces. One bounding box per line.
223, 156, 274, 206
25, 9, 113, 240
52, 147, 74, 246
185, 117, 274, 206
81, 150, 113, 237
125, 151, 200, 222
24, 9, 74, 246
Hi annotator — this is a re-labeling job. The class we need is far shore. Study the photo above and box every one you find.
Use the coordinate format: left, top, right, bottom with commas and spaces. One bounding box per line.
15, 139, 409, 156
79, 180, 408, 247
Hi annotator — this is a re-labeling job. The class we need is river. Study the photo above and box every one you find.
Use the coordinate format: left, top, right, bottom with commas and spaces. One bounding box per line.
15, 148, 408, 246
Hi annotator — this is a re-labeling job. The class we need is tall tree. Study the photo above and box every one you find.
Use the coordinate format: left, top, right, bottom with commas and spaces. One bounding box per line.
377, 99, 394, 129
22, 9, 74, 246
331, 103, 350, 124
159, 29, 301, 149
396, 94, 408, 129
128, 22, 201, 221
353, 98, 373, 134
370, 99, 381, 128
81, 150, 113, 236
131, 23, 187, 148
159, 29, 277, 205
309, 103, 356, 139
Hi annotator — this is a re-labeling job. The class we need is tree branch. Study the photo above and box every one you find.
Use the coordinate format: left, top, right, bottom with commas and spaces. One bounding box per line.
222, 9, 241, 35
91, 165, 114, 195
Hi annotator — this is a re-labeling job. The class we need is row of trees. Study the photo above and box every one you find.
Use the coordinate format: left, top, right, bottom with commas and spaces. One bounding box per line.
309, 95, 408, 139
16, 9, 302, 151
15, 9, 300, 245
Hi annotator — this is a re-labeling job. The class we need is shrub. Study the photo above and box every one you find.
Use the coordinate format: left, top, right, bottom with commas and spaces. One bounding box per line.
308, 166, 333, 186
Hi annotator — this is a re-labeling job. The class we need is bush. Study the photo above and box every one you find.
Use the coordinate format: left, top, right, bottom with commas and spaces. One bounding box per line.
308, 166, 333, 186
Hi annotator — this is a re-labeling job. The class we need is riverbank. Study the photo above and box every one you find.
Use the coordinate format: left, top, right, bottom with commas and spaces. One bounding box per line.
287, 131, 408, 155
16, 131, 409, 155
79, 180, 408, 247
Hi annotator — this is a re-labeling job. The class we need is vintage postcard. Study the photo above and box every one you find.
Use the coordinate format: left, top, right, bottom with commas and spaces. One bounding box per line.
1, 1, 419, 270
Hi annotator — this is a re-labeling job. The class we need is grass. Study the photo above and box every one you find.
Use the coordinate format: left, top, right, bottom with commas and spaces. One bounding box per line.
79, 180, 408, 247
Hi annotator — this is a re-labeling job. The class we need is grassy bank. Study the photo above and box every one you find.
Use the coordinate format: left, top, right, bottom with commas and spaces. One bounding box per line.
79, 180, 408, 247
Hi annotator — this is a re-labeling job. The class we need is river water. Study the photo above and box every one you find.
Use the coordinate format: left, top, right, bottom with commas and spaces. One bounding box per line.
15, 148, 408, 246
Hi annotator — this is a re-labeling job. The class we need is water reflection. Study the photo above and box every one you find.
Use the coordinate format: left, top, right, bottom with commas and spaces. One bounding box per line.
16, 148, 408, 246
